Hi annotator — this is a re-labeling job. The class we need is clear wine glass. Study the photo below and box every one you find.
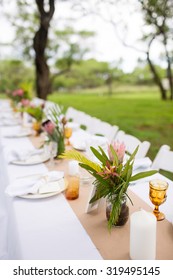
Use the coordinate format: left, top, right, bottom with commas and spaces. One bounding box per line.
48, 141, 58, 168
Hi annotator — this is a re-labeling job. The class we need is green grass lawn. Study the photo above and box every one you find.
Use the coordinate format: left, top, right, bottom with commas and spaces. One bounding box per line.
1, 86, 173, 160
48, 87, 173, 162
1, 86, 173, 178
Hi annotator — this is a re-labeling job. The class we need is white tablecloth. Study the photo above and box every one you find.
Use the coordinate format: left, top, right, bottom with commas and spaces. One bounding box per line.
1, 100, 173, 260
0, 102, 102, 259
129, 174, 173, 224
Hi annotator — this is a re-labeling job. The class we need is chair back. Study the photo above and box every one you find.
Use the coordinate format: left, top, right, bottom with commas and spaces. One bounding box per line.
151, 145, 173, 172
115, 130, 150, 158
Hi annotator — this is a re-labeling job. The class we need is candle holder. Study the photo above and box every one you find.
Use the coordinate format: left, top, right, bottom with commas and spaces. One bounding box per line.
149, 179, 168, 221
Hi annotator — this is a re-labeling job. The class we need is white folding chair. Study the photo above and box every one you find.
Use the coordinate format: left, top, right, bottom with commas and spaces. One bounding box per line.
114, 130, 151, 158
87, 117, 118, 142
151, 145, 173, 172
98, 121, 119, 142
65, 107, 80, 122
66, 107, 93, 131
87, 117, 102, 135
74, 111, 92, 129
32, 97, 45, 106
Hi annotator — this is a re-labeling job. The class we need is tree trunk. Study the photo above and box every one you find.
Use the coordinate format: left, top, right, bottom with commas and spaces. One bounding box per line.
164, 36, 173, 100
106, 74, 113, 96
147, 52, 167, 100
33, 0, 55, 100
166, 61, 173, 100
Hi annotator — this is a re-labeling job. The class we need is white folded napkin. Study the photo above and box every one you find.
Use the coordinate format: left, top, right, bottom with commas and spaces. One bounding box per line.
5, 171, 64, 196
3, 127, 31, 138
6, 148, 43, 163
66, 122, 80, 131
72, 140, 86, 151
1, 119, 21, 126
133, 157, 152, 171
0, 113, 13, 120
70, 131, 88, 150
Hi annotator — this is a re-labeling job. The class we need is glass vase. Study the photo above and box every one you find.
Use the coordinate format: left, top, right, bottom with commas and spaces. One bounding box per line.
48, 141, 58, 168
106, 194, 129, 227
57, 135, 65, 156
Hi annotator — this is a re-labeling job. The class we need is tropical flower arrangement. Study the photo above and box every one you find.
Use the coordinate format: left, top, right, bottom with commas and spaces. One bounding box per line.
60, 142, 157, 229
8, 88, 31, 105
42, 105, 67, 157
19, 102, 45, 135
24, 103, 45, 122
20, 98, 31, 108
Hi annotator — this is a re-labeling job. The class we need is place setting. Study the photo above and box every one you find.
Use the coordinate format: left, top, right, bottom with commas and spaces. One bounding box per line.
70, 133, 108, 153
3, 128, 32, 138
5, 146, 50, 166
5, 171, 67, 199
0, 117, 21, 127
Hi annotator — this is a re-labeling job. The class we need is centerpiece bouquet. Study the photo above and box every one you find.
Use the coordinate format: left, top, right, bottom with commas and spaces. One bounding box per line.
60, 142, 157, 229
42, 105, 67, 157
8, 88, 31, 107
25, 103, 45, 122
23, 103, 45, 135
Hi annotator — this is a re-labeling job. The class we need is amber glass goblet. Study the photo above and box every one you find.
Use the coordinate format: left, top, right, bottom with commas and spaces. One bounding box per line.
32, 121, 42, 136
149, 179, 168, 221
64, 127, 72, 145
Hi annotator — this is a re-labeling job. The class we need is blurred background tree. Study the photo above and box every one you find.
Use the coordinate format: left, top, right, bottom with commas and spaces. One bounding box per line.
0, 0, 172, 100
139, 0, 173, 100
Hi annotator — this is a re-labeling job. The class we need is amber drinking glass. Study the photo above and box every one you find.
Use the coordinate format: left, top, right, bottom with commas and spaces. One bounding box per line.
65, 176, 80, 200
64, 127, 72, 145
149, 179, 168, 221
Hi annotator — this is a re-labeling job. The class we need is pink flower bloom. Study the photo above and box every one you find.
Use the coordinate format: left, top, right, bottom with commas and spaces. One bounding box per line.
21, 99, 30, 107
97, 164, 119, 180
42, 120, 56, 135
12, 89, 24, 97
108, 141, 126, 163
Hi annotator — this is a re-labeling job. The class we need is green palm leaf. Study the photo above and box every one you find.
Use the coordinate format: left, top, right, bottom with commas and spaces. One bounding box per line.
109, 144, 118, 166
98, 146, 109, 161
130, 170, 157, 182
90, 147, 107, 165
59, 149, 102, 172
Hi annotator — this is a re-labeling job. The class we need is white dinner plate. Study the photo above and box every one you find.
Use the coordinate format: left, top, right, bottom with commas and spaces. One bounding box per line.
19, 179, 68, 199
4, 129, 32, 138
20, 190, 63, 199
0, 121, 20, 127
73, 144, 86, 152
11, 153, 50, 166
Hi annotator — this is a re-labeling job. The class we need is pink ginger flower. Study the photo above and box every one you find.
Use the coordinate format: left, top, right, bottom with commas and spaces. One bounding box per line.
12, 89, 24, 97
30, 103, 36, 108
98, 161, 119, 180
21, 99, 30, 107
42, 120, 56, 135
108, 141, 126, 163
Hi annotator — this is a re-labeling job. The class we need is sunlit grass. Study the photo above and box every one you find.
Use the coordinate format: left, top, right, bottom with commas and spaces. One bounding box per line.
1, 86, 173, 179
49, 88, 173, 162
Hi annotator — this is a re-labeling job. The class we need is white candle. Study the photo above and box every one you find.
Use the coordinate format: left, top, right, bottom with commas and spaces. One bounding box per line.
68, 160, 79, 176
130, 209, 157, 260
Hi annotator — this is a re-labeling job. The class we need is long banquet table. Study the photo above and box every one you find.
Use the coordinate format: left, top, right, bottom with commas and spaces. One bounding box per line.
0, 100, 173, 260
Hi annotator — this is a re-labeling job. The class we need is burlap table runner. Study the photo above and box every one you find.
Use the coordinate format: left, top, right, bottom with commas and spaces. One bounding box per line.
30, 135, 173, 260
